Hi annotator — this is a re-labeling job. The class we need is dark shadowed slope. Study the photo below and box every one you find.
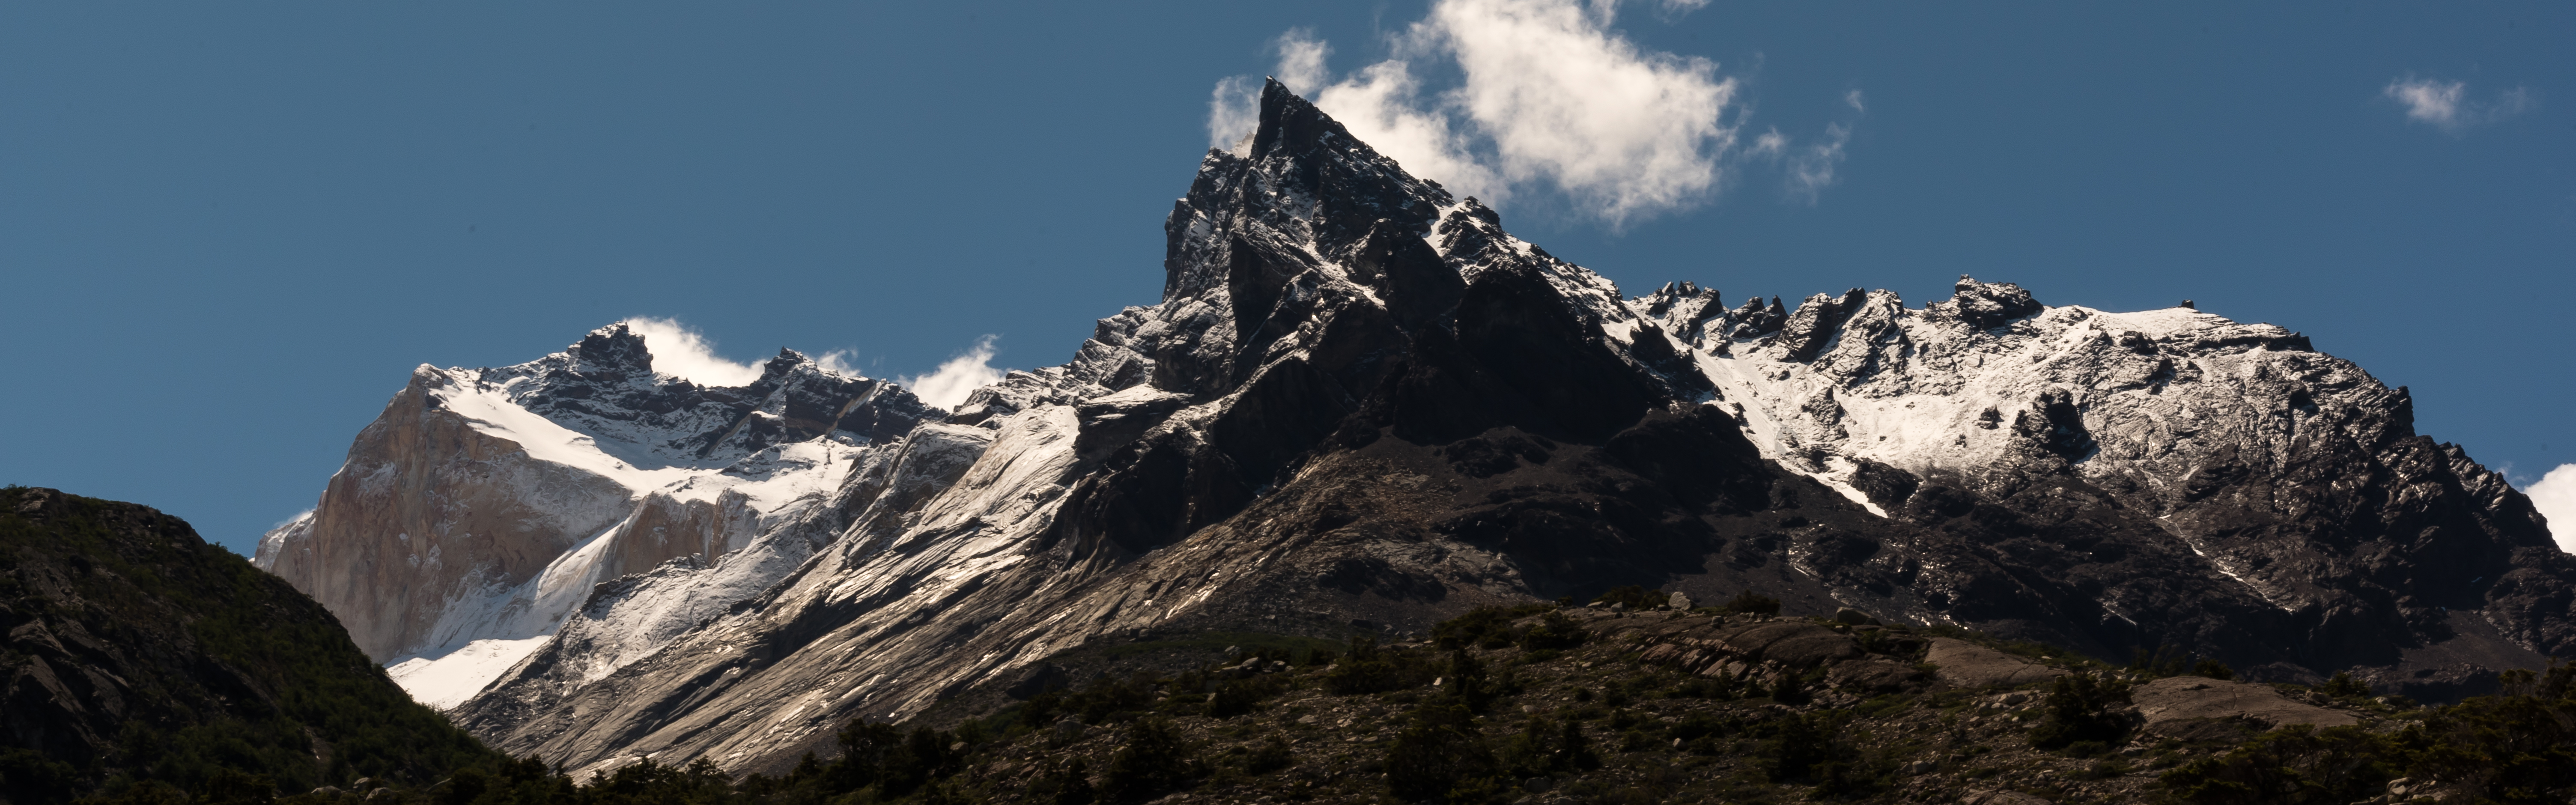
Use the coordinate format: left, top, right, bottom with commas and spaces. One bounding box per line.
0, 487, 492, 803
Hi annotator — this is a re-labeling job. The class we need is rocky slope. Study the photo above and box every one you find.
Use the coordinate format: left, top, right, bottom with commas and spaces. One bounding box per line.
268, 80, 2572, 776
1639, 277, 2570, 692
1, 487, 492, 802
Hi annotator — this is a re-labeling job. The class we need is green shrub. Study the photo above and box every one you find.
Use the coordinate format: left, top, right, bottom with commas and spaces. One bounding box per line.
1028, 757, 1096, 805
1591, 586, 1667, 610
2028, 672, 2137, 751
1322, 637, 1437, 695
1100, 719, 1200, 803
1770, 672, 1812, 706
1242, 737, 1294, 775
1500, 717, 1601, 778
1759, 713, 1852, 784
1518, 611, 1589, 651
1384, 702, 1500, 802
1721, 591, 1781, 616
2320, 672, 2371, 700
1432, 604, 1551, 650
2161, 725, 2408, 805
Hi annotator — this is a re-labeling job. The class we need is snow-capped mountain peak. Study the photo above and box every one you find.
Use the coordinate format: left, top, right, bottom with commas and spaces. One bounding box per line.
265, 81, 2576, 775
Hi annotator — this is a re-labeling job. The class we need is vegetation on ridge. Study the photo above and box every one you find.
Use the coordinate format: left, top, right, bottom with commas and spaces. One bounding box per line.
0, 487, 496, 804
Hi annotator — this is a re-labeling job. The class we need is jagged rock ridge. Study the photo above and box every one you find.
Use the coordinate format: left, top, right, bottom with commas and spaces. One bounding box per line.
265, 80, 2573, 775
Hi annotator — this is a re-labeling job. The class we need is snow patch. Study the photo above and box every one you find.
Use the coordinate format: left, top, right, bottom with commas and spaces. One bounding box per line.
385, 636, 551, 710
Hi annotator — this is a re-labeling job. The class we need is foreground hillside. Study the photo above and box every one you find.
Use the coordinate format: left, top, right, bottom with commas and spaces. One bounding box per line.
0, 487, 493, 803
866, 600, 2572, 805
222, 597, 2571, 805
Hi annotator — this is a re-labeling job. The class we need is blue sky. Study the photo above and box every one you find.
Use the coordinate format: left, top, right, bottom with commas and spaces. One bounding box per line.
2, 2, 2568, 555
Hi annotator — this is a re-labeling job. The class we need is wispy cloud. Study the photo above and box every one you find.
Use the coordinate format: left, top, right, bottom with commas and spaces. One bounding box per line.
1207, 0, 1858, 227
1650, 0, 1711, 23
816, 350, 868, 377
2526, 464, 2576, 554
1206, 75, 1263, 152
899, 336, 1006, 410
2385, 75, 2533, 134
1785, 122, 1850, 203
620, 317, 766, 387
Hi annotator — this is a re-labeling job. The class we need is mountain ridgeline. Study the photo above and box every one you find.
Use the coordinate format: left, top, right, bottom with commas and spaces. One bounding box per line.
254, 80, 2574, 778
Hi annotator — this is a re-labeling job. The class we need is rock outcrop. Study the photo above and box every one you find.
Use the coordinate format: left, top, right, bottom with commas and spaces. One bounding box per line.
2132, 676, 2358, 735
1924, 638, 2069, 689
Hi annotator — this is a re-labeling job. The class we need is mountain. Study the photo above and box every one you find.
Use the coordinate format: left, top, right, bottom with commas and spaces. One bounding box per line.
255, 329, 931, 707
260, 80, 2576, 777
1, 487, 492, 803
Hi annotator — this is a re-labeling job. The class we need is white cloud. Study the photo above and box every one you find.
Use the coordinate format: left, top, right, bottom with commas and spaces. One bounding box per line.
1207, 75, 1262, 152
1844, 89, 1866, 113
1786, 122, 1849, 203
2385, 75, 2534, 134
816, 349, 867, 377
1651, 0, 1711, 23
1309, 53, 1512, 203
1274, 29, 1331, 94
900, 336, 1007, 410
2526, 464, 2576, 554
1205, 0, 1854, 226
1426, 0, 1742, 224
2388, 77, 2466, 128
619, 317, 766, 387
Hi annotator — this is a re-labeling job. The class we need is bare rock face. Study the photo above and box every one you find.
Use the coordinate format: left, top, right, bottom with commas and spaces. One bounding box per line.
262, 80, 2575, 775
2132, 676, 2358, 734
257, 365, 640, 662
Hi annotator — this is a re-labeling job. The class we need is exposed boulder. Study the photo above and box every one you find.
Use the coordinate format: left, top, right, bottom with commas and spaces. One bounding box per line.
2132, 676, 2359, 736
1924, 638, 2069, 688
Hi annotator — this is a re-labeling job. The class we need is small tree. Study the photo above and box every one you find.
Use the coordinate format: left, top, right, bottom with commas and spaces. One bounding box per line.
2320, 672, 2370, 700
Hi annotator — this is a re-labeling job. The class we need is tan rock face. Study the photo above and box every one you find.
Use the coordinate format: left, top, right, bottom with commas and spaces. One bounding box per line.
2133, 676, 2358, 733
259, 367, 636, 662
596, 491, 757, 583
1924, 638, 2070, 689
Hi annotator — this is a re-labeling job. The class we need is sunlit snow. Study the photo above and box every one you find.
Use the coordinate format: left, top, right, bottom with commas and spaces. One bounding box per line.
385, 636, 550, 710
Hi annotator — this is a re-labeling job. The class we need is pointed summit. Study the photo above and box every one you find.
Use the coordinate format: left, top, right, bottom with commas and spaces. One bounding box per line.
569, 322, 654, 377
